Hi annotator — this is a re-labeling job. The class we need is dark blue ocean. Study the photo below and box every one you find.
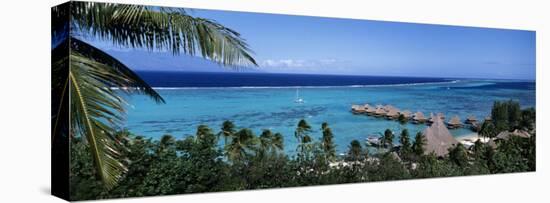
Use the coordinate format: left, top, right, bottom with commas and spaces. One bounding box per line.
125, 71, 535, 154
136, 71, 452, 87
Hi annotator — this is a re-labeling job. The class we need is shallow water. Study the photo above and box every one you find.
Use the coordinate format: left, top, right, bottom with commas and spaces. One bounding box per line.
123, 79, 535, 154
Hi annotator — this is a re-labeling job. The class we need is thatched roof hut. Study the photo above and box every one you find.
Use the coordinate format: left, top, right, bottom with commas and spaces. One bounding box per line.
351, 105, 366, 114
428, 113, 436, 124
365, 105, 377, 115
496, 129, 531, 140
386, 108, 400, 119
465, 115, 478, 124
412, 112, 426, 123
437, 112, 445, 119
422, 116, 459, 157
400, 110, 412, 118
374, 107, 387, 117
383, 105, 395, 112
447, 115, 463, 129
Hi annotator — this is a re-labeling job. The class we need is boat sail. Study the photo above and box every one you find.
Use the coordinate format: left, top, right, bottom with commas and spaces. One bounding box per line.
294, 89, 304, 103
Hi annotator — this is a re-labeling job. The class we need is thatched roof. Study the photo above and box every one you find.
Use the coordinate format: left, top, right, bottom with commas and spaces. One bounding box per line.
375, 107, 387, 115
428, 113, 436, 123
400, 110, 412, 118
363, 104, 371, 109
351, 105, 365, 112
448, 115, 462, 126
466, 115, 477, 121
366, 106, 376, 113
413, 112, 426, 121
386, 108, 400, 117
496, 129, 531, 140
383, 105, 395, 111
422, 116, 458, 157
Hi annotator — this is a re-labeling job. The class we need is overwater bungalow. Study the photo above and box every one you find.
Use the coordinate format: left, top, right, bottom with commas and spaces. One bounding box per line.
366, 106, 377, 115
465, 115, 478, 124
374, 107, 387, 117
427, 113, 436, 124
383, 104, 395, 112
399, 110, 412, 119
385, 108, 400, 120
351, 105, 366, 114
484, 116, 492, 122
437, 112, 446, 120
447, 115, 463, 129
412, 112, 426, 123
422, 115, 459, 157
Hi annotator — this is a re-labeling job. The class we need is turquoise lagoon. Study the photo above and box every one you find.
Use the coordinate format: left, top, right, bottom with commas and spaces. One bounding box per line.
123, 79, 535, 154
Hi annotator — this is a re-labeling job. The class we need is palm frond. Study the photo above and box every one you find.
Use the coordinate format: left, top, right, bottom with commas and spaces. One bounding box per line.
71, 2, 257, 67
69, 39, 167, 188
71, 37, 164, 103
70, 53, 128, 189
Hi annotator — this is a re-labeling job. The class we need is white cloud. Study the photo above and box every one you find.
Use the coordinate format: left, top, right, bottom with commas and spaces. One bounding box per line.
261, 58, 340, 68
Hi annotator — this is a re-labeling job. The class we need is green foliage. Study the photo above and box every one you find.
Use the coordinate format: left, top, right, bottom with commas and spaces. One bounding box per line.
346, 140, 364, 161
448, 143, 469, 167
399, 129, 412, 160
383, 129, 394, 148
225, 128, 257, 163
520, 107, 536, 131
321, 122, 337, 161
368, 153, 410, 181
55, 2, 259, 189
219, 120, 236, 145
412, 131, 426, 157
70, 117, 535, 200
479, 120, 497, 139
295, 119, 312, 142
491, 100, 523, 132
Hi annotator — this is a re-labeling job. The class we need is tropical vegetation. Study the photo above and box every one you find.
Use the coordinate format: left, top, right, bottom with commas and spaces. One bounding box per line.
52, 2, 257, 189
70, 101, 535, 200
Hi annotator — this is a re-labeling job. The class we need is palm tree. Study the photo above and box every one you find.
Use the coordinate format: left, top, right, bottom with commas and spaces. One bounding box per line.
479, 121, 497, 140
219, 120, 237, 145
347, 140, 363, 161
225, 129, 258, 163
297, 135, 314, 160
321, 122, 336, 161
399, 129, 411, 157
412, 131, 426, 157
272, 132, 284, 153
382, 129, 394, 149
295, 119, 312, 142
259, 129, 284, 157
52, 2, 257, 188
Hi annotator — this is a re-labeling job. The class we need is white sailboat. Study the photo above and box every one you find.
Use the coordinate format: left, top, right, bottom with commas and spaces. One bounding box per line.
294, 89, 304, 103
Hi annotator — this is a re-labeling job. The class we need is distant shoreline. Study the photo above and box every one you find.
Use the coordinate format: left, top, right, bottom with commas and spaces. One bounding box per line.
144, 80, 461, 90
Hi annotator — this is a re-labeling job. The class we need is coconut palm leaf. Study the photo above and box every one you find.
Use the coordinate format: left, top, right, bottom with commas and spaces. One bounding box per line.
55, 1, 258, 189
71, 2, 257, 67
70, 37, 164, 103
67, 38, 169, 189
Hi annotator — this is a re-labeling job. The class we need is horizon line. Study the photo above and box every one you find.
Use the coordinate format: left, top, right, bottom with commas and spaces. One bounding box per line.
132, 69, 535, 82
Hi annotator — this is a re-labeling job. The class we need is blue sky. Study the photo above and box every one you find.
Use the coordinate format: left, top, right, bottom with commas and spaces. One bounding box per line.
93, 7, 536, 80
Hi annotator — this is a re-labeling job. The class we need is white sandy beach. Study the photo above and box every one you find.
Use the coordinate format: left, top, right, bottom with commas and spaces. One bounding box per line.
456, 133, 490, 146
